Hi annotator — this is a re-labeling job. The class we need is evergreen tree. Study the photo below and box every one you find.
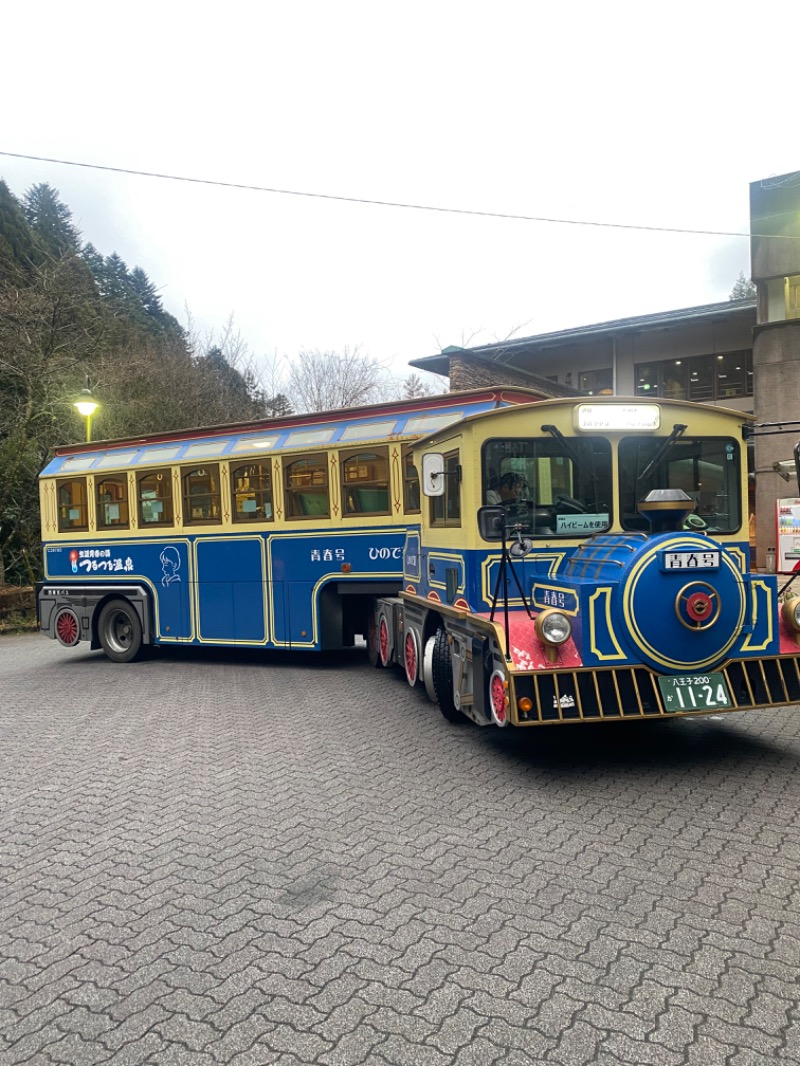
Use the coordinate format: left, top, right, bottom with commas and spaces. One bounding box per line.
22, 183, 81, 257
730, 271, 756, 300
100, 252, 134, 303
264, 393, 293, 417
0, 177, 271, 583
0, 180, 44, 283
130, 266, 165, 318
81, 241, 106, 280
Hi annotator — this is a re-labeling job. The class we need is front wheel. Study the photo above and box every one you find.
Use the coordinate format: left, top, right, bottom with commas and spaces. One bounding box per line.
431, 627, 464, 724
97, 599, 144, 663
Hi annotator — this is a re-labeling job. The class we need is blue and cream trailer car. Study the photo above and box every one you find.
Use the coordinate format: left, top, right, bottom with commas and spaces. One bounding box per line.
37, 388, 541, 663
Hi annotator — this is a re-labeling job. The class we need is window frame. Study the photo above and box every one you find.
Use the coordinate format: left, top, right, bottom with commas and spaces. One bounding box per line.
181, 463, 222, 525
635, 351, 753, 403
402, 446, 421, 515
95, 474, 130, 531
430, 450, 461, 528
340, 447, 390, 517
617, 434, 742, 534
481, 435, 614, 540
231, 460, 274, 523
57, 476, 89, 533
578, 367, 613, 396
137, 468, 174, 528
283, 453, 330, 521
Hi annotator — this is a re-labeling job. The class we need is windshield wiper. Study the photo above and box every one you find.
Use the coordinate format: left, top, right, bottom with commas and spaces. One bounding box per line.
637, 423, 687, 483
542, 423, 600, 501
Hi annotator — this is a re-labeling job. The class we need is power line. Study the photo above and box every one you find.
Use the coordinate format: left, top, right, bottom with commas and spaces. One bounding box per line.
0, 148, 794, 241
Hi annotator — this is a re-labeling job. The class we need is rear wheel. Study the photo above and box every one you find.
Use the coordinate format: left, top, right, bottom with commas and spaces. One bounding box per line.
98, 599, 144, 663
431, 627, 464, 724
367, 611, 392, 668
404, 628, 419, 687
54, 607, 81, 647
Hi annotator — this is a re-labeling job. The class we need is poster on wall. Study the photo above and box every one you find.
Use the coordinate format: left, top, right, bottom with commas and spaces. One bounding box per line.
777, 498, 800, 573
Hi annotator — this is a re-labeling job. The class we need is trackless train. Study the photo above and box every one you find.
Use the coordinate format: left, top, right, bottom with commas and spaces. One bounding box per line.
37, 388, 800, 728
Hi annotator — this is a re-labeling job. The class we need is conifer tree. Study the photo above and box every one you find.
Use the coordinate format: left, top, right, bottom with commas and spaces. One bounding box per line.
22, 183, 81, 257
0, 180, 44, 282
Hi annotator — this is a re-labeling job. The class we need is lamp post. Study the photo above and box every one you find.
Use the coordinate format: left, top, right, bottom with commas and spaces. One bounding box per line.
73, 378, 100, 442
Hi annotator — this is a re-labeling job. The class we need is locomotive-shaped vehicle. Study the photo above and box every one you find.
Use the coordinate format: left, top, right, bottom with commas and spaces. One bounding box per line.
37, 390, 800, 728
371, 396, 800, 726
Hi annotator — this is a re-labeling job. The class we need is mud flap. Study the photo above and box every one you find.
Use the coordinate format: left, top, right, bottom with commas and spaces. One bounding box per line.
472, 636, 491, 720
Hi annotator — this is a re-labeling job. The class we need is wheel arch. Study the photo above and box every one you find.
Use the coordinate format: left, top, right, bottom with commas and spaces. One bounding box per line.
90, 587, 153, 650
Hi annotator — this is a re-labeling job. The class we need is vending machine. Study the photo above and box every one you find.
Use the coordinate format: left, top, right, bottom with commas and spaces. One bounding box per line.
776, 497, 800, 573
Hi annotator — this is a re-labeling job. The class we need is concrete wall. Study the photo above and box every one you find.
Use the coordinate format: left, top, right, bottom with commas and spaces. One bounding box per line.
752, 320, 800, 568
751, 173, 800, 281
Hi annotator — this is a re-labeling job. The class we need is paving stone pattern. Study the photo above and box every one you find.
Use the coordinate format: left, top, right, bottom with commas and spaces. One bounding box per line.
2, 635, 800, 1065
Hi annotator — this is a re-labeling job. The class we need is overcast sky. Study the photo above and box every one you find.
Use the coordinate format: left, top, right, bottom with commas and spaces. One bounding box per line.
2, 1, 797, 381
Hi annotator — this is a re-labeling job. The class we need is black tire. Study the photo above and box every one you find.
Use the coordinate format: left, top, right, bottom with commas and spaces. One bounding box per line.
97, 599, 144, 663
431, 627, 464, 724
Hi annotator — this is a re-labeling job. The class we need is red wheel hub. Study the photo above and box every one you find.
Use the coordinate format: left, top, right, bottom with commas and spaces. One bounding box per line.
404, 631, 417, 685
490, 672, 507, 726
379, 616, 390, 666
55, 609, 80, 647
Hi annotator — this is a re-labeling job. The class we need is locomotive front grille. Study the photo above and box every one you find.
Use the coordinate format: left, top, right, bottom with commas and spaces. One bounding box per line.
514, 657, 800, 725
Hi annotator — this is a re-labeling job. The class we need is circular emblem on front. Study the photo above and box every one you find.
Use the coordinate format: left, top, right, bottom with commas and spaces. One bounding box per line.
620, 535, 746, 671
676, 582, 721, 630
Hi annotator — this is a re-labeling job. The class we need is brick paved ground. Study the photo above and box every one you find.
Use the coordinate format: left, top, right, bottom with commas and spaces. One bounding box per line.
1, 634, 800, 1065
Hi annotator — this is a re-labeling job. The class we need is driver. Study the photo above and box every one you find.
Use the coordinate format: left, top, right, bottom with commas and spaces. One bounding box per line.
487, 472, 526, 506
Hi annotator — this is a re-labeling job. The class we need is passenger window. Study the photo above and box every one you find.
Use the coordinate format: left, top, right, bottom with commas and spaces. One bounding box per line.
284, 454, 330, 520
402, 448, 421, 514
57, 477, 89, 532
341, 448, 390, 516
137, 469, 174, 526
96, 475, 130, 530
232, 462, 274, 522
430, 451, 461, 527
181, 464, 222, 524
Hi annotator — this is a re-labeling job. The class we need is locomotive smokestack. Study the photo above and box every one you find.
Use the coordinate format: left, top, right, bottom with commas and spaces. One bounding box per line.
637, 488, 695, 534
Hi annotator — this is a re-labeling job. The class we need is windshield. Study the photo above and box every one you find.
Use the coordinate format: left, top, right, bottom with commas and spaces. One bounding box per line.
618, 436, 742, 533
482, 436, 613, 539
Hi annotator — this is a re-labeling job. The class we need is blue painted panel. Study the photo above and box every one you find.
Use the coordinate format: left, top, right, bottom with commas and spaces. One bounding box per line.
287, 583, 316, 645
403, 532, 421, 580
43, 539, 192, 639
196, 539, 265, 642
269, 528, 406, 645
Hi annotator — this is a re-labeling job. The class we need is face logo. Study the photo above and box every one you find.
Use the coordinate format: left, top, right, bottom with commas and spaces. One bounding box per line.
160, 546, 181, 586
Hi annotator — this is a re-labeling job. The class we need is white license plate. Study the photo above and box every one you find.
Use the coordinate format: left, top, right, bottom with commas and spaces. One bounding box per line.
658, 673, 731, 712
662, 550, 720, 570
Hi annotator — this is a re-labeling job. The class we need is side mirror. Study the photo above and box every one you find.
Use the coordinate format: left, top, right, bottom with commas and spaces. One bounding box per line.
478, 505, 505, 540
421, 453, 445, 497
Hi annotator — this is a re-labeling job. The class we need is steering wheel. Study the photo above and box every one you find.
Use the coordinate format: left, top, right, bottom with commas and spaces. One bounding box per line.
554, 494, 587, 514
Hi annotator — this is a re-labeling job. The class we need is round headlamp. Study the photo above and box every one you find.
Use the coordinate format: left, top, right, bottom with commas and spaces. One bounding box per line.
782, 596, 800, 633
535, 609, 572, 647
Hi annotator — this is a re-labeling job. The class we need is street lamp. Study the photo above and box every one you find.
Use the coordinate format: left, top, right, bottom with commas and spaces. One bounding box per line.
73, 378, 100, 442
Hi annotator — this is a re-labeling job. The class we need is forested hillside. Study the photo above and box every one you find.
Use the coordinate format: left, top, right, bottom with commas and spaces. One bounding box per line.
0, 181, 279, 585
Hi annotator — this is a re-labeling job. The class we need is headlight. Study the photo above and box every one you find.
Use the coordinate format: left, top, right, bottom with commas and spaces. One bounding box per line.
782, 596, 800, 633
535, 609, 572, 646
